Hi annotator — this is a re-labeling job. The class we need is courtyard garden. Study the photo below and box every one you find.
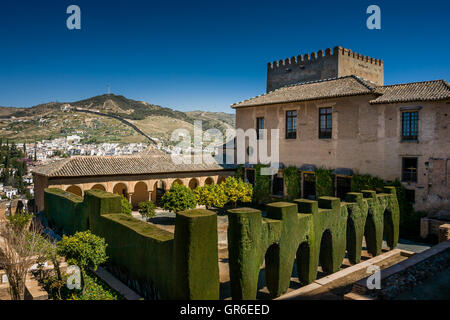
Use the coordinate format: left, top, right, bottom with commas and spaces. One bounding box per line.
2, 172, 409, 300
0, 212, 122, 300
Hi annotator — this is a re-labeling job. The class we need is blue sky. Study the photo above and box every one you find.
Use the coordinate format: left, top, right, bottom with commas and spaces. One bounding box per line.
0, 0, 449, 112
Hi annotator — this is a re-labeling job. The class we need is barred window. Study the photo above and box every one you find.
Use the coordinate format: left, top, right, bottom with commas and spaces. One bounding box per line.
286, 110, 297, 139
402, 111, 418, 141
319, 107, 332, 139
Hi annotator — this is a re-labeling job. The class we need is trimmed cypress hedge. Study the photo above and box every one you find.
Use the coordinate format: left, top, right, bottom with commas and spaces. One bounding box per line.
174, 209, 219, 299
44, 188, 84, 235
227, 187, 400, 300
44, 188, 220, 300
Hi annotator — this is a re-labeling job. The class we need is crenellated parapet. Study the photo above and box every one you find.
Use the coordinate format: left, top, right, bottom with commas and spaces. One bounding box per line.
266, 46, 384, 92
267, 46, 383, 70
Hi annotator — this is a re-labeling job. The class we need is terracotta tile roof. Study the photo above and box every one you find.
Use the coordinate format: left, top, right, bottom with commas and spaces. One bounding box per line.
232, 76, 376, 108
232, 77, 450, 108
32, 154, 231, 178
369, 80, 450, 104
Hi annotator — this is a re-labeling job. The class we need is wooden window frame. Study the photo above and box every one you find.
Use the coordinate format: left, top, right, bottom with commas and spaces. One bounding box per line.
319, 107, 332, 139
285, 110, 297, 139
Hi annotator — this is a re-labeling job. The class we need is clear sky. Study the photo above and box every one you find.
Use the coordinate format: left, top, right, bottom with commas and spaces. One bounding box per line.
1, 0, 449, 112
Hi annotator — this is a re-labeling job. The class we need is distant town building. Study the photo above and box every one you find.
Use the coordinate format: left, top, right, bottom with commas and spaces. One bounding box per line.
4, 187, 18, 199
23, 174, 33, 184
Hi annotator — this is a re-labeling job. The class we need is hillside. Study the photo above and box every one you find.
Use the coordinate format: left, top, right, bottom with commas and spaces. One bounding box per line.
0, 94, 235, 144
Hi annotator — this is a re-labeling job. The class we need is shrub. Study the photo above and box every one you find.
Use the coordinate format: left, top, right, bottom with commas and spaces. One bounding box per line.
223, 176, 253, 208
194, 184, 228, 209
284, 166, 300, 201
138, 200, 156, 220
253, 164, 271, 204
7, 212, 33, 232
43, 270, 122, 300
315, 168, 333, 197
161, 182, 197, 213
57, 231, 108, 294
120, 195, 132, 215
235, 165, 245, 181
351, 174, 385, 193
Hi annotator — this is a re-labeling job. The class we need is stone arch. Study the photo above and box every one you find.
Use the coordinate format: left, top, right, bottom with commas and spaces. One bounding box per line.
296, 241, 312, 286
131, 181, 149, 208
346, 217, 358, 264
188, 178, 199, 190
156, 180, 166, 190
263, 243, 281, 297
91, 184, 106, 191
113, 182, 128, 197
172, 179, 184, 187
66, 185, 82, 197
217, 176, 226, 184
383, 208, 395, 249
364, 205, 380, 257
204, 177, 214, 186
154, 180, 166, 206
319, 229, 333, 275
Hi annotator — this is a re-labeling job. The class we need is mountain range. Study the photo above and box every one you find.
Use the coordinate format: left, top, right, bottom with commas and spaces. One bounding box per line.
0, 94, 235, 145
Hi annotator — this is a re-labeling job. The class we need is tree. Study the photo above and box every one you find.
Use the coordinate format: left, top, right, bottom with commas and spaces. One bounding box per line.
223, 176, 253, 208
57, 231, 107, 294
6, 212, 32, 232
0, 221, 48, 300
120, 195, 132, 215
138, 200, 156, 220
160, 182, 196, 213
194, 184, 228, 209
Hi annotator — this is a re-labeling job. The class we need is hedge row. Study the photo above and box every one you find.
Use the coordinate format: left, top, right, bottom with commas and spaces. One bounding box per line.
44, 188, 219, 299
227, 186, 399, 299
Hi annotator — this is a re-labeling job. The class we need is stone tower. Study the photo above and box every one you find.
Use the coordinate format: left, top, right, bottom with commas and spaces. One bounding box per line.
266, 46, 384, 92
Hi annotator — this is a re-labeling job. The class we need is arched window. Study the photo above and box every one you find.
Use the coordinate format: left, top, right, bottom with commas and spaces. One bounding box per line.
113, 183, 128, 197
66, 185, 82, 196
91, 184, 106, 191
188, 178, 199, 190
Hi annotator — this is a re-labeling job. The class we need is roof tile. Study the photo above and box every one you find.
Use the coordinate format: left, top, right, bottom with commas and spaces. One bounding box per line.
232, 76, 450, 108
32, 154, 230, 177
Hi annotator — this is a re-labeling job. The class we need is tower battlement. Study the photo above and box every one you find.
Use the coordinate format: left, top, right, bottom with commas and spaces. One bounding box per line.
267, 46, 384, 92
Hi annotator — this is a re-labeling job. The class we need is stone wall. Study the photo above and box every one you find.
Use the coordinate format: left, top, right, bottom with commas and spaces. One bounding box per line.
267, 46, 383, 92
234, 97, 450, 211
